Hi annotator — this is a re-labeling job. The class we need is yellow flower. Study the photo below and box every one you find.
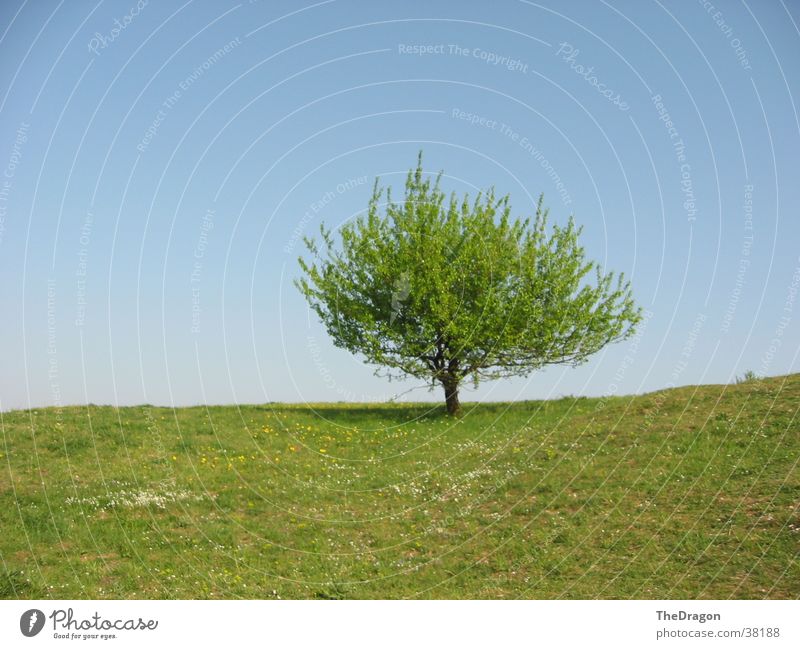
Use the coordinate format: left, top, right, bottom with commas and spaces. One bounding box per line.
319, 449, 327, 454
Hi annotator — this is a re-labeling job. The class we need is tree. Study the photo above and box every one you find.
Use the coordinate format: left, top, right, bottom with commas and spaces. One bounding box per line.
296, 153, 642, 416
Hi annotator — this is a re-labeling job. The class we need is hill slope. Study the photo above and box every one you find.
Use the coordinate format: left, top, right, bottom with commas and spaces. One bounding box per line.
1, 374, 798, 599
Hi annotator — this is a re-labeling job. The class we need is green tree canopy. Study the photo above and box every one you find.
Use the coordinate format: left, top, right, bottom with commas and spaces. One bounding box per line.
297, 153, 642, 415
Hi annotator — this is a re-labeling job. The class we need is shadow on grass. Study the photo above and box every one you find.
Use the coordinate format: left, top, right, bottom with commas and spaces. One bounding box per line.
252, 399, 559, 423
275, 404, 447, 423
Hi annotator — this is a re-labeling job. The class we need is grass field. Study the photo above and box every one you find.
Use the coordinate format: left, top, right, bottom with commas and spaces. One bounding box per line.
1, 374, 798, 599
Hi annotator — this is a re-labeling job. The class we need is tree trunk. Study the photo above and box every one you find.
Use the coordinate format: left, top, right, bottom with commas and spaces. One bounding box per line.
442, 377, 461, 416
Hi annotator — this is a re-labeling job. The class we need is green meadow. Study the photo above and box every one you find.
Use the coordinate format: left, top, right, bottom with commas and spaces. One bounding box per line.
1, 374, 797, 599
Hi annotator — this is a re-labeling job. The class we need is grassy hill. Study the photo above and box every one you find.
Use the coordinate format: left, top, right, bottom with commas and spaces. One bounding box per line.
1, 374, 797, 599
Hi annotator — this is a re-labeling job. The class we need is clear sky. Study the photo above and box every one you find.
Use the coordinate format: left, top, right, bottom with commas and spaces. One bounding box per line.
0, 0, 798, 411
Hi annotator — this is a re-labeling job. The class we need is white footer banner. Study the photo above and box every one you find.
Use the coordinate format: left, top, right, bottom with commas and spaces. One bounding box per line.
1, 600, 797, 648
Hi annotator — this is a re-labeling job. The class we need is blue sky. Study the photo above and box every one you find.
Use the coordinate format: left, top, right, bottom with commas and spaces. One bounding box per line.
0, 0, 798, 410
